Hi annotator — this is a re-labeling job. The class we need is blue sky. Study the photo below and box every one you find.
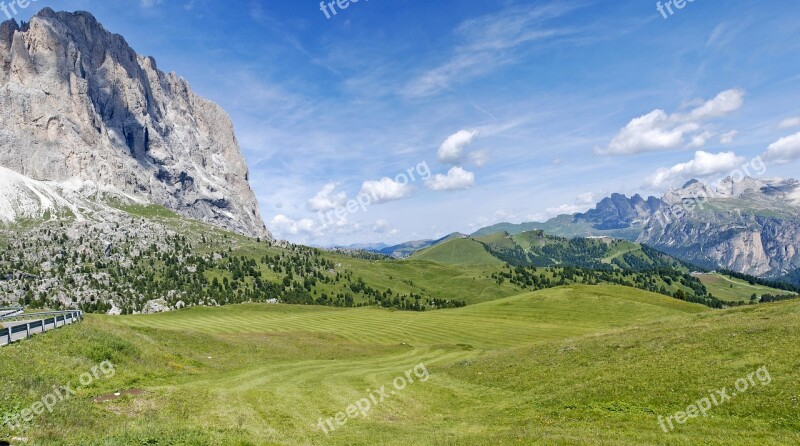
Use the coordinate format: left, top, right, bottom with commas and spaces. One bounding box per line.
9, 0, 800, 245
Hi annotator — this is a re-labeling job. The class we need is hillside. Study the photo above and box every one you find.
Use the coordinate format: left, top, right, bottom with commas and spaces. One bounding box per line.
2, 287, 798, 444
0, 203, 536, 313
0, 285, 722, 445
413, 230, 684, 270
411, 237, 503, 265
695, 272, 794, 303
376, 232, 466, 258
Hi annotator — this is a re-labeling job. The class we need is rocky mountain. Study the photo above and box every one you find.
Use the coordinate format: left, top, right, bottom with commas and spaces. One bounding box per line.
640, 177, 800, 280
0, 9, 269, 238
470, 177, 800, 284
575, 193, 665, 231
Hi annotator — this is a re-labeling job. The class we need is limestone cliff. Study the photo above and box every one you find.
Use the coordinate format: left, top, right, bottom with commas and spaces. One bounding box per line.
0, 9, 269, 238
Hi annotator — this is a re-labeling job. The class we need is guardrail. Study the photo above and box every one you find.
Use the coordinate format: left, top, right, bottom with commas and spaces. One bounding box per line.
0, 306, 23, 318
0, 310, 83, 347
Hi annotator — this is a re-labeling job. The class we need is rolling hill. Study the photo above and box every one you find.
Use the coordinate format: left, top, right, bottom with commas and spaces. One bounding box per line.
2, 286, 798, 444
695, 272, 793, 303
412, 230, 685, 270
411, 236, 503, 265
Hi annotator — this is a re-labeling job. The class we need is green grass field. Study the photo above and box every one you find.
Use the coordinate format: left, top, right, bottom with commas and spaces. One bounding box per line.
696, 272, 790, 303
2, 284, 799, 445
410, 238, 502, 266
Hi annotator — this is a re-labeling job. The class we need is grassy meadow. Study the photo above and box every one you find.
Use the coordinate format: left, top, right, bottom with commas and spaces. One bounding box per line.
2, 285, 798, 445
696, 272, 790, 303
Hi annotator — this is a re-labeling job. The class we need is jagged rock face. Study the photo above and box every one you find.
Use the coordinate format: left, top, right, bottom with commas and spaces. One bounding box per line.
575, 193, 666, 230
639, 177, 800, 279
0, 9, 270, 238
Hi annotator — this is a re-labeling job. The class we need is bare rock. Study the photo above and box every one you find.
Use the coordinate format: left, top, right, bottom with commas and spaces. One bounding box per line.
0, 10, 270, 239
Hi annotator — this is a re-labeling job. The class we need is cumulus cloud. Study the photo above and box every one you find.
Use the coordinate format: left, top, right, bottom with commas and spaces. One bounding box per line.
596, 89, 745, 156
359, 178, 414, 204
307, 182, 347, 212
539, 192, 600, 218
269, 214, 316, 237
779, 117, 800, 129
438, 130, 479, 164
763, 132, 800, 164
575, 192, 598, 205
688, 89, 745, 120
425, 167, 476, 191
372, 219, 393, 234
645, 151, 746, 188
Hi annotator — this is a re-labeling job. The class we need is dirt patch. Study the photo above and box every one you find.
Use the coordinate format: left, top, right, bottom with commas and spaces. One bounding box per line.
91, 389, 146, 403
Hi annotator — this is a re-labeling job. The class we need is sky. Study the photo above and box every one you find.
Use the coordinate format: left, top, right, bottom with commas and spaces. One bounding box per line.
6, 0, 800, 246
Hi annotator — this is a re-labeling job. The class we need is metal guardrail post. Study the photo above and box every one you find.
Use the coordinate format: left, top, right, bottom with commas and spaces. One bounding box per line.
0, 309, 86, 347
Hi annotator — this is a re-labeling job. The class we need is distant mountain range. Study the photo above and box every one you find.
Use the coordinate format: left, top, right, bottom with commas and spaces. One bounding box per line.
333, 232, 467, 258
357, 177, 800, 285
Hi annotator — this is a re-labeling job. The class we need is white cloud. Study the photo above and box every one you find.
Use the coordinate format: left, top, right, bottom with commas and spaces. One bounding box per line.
575, 192, 598, 205
140, 0, 162, 7
688, 89, 745, 120
720, 130, 738, 144
372, 219, 393, 234
269, 214, 316, 237
307, 182, 347, 212
540, 192, 599, 218
779, 117, 800, 129
438, 130, 479, 164
597, 89, 745, 156
598, 110, 694, 155
359, 178, 414, 204
425, 167, 476, 191
688, 130, 714, 148
545, 203, 588, 216
645, 151, 746, 188
763, 132, 800, 164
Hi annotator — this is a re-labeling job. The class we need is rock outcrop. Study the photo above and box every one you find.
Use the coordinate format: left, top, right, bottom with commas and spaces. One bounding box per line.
575, 193, 665, 230
639, 177, 800, 279
0, 9, 269, 238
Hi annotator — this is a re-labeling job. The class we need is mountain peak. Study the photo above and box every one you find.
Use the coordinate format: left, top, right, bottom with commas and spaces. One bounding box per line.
0, 9, 269, 238
576, 193, 664, 231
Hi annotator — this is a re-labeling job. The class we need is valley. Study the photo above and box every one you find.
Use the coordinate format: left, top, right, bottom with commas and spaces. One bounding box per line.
2, 4, 799, 445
